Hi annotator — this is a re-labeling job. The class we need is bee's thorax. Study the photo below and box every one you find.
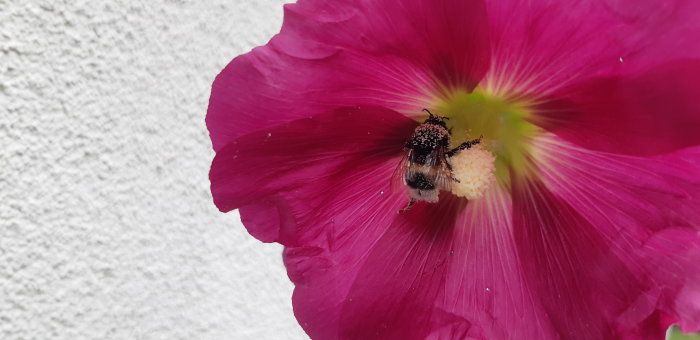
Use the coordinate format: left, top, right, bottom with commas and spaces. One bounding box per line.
406, 124, 450, 163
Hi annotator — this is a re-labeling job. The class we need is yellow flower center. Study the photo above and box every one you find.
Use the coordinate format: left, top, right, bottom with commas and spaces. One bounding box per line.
433, 88, 539, 188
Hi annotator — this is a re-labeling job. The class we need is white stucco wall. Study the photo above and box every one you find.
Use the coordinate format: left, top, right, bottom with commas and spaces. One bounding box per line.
0, 1, 307, 339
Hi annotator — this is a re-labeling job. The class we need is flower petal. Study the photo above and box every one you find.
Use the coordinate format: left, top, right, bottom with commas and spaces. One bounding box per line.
280, 0, 491, 89
287, 185, 542, 339
530, 136, 700, 336
512, 177, 657, 339
291, 184, 560, 339
209, 106, 415, 242
283, 159, 409, 339
324, 196, 465, 340
435, 187, 557, 339
482, 0, 700, 96
533, 60, 700, 156
206, 0, 490, 150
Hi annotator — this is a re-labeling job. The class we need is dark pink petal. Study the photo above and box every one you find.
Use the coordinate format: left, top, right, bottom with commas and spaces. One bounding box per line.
483, 0, 700, 95
280, 0, 490, 89
207, 0, 490, 150
512, 178, 656, 339
291, 181, 566, 339
337, 196, 467, 339
292, 196, 464, 340
283, 159, 410, 339
287, 183, 549, 339
209, 106, 415, 241
437, 188, 555, 339
534, 60, 700, 156
531, 137, 700, 337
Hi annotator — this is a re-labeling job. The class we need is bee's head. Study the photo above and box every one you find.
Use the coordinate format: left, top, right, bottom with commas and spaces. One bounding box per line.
422, 108, 449, 128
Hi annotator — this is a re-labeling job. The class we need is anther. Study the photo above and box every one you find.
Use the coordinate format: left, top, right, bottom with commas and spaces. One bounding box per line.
448, 145, 496, 200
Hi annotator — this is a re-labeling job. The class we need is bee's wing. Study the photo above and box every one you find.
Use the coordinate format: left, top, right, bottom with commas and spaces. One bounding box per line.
389, 148, 411, 195
426, 147, 453, 192
433, 164, 453, 191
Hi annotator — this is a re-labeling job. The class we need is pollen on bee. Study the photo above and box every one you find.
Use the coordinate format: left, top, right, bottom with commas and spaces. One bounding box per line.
449, 145, 496, 200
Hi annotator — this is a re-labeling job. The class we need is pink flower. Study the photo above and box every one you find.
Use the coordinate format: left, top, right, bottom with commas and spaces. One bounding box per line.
207, 0, 700, 339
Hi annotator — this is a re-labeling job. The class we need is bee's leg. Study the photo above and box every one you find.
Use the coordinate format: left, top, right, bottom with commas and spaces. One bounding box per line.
447, 135, 483, 157
398, 199, 416, 213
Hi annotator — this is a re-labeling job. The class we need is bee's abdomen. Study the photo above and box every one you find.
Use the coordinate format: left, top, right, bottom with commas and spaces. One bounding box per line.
406, 173, 436, 190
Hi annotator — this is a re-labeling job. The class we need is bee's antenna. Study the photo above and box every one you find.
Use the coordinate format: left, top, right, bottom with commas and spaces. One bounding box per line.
424, 108, 450, 121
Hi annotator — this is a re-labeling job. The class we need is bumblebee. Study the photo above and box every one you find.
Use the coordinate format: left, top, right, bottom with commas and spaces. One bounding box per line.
396, 109, 481, 213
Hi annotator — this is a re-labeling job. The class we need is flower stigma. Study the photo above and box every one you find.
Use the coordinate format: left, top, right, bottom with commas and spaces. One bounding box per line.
433, 87, 540, 187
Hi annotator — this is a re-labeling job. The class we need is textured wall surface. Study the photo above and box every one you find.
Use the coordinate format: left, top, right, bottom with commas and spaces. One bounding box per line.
0, 1, 307, 339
